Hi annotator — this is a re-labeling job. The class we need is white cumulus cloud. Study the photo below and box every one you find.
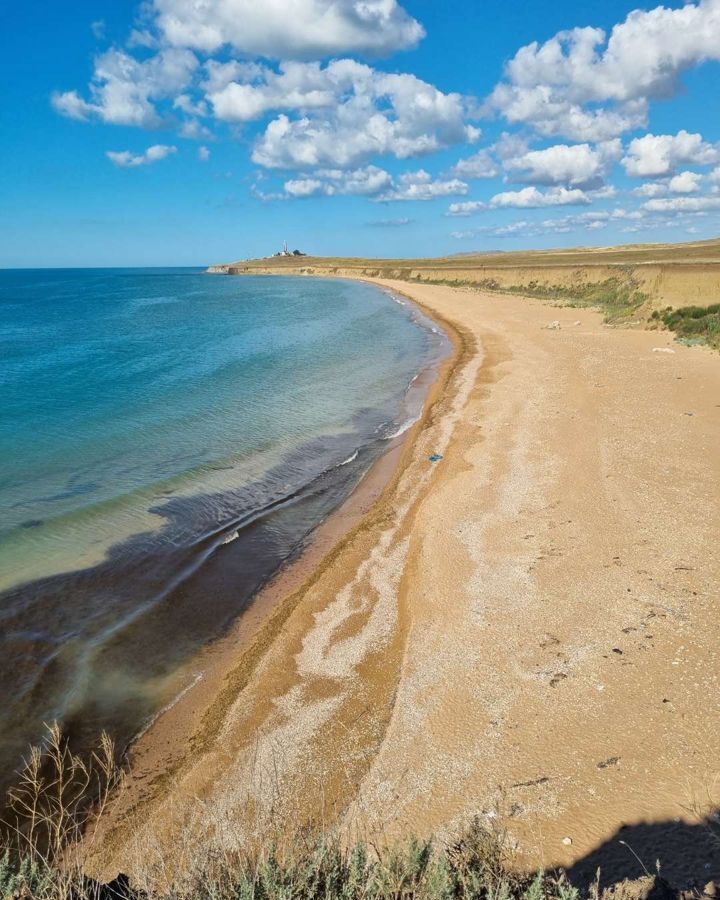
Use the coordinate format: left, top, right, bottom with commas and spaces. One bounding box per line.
622, 130, 720, 177
106, 144, 177, 167
208, 60, 344, 122
447, 200, 487, 217
451, 208, 649, 240
448, 185, 594, 216
152, 0, 424, 58
269, 166, 467, 201
632, 181, 669, 197
52, 47, 198, 127
668, 171, 702, 193
284, 177, 327, 197
486, 0, 720, 140
489, 186, 591, 208
52, 40, 479, 175
643, 195, 720, 212
365, 217, 413, 227
246, 61, 479, 169
378, 170, 468, 201
502, 140, 622, 188
282, 165, 393, 197
448, 149, 498, 179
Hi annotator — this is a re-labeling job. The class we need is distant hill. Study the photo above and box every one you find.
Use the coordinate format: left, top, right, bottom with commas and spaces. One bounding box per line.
219, 236, 720, 271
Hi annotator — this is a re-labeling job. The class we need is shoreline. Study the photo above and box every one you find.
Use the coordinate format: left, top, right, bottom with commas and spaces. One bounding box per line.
96, 281, 468, 860
115, 281, 453, 755
99, 276, 720, 889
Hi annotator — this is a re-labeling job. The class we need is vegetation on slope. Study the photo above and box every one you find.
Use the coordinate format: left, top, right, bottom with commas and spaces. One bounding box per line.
0, 729, 572, 900
0, 824, 581, 900
222, 237, 720, 347
409, 275, 720, 346
404, 275, 649, 323
1, 728, 717, 900
0, 727, 552, 900
500, 278, 649, 321
652, 304, 720, 349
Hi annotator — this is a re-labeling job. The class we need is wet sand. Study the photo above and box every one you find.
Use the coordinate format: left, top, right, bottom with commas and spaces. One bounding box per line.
101, 280, 720, 887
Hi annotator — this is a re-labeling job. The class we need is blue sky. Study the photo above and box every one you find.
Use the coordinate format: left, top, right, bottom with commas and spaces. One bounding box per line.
2, 0, 720, 267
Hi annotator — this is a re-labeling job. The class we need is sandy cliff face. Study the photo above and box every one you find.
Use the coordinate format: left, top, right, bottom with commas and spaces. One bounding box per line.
214, 260, 720, 311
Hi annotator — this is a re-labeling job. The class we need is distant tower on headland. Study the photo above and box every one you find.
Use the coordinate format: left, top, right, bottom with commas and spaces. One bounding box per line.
271, 241, 306, 258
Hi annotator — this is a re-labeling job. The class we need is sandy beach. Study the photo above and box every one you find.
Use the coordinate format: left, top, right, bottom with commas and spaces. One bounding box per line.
103, 279, 720, 888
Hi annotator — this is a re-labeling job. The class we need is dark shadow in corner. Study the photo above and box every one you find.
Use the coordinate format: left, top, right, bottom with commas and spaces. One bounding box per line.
564, 814, 720, 893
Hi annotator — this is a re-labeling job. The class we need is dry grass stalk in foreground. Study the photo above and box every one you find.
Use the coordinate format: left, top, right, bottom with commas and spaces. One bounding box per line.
131, 821, 584, 900
1, 727, 712, 900
0, 724, 121, 900
0, 727, 583, 900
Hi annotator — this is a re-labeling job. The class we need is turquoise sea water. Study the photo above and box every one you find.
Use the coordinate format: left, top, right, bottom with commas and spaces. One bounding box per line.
0, 268, 445, 783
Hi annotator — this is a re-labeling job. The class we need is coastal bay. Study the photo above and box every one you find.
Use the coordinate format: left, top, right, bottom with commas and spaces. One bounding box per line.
0, 270, 444, 798
8, 0, 720, 891
103, 275, 720, 888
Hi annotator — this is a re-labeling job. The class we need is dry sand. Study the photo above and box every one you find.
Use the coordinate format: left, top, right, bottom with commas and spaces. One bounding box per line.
104, 280, 720, 886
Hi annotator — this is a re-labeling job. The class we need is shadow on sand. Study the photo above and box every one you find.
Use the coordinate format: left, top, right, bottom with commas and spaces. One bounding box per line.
565, 814, 720, 893
85, 814, 720, 898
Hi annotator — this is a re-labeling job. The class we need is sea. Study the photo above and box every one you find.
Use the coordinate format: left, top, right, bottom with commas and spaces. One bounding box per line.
0, 267, 447, 787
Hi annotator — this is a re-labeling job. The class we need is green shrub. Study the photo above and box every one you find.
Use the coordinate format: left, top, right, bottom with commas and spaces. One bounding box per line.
659, 303, 720, 348
499, 278, 648, 321
171, 821, 575, 900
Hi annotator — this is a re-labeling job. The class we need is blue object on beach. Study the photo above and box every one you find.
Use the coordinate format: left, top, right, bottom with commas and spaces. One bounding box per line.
429, 453, 443, 462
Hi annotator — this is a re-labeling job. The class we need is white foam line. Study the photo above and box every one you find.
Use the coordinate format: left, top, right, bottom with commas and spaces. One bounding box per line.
385, 416, 420, 440
134, 671, 204, 744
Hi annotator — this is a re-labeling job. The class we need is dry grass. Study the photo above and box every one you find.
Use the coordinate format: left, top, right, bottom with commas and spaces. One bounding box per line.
0, 728, 588, 900
133, 822, 583, 900
0, 725, 121, 900
3, 727, 714, 900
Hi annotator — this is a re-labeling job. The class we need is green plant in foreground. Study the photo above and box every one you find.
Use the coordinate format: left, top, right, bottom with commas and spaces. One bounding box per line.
183, 823, 574, 900
0, 726, 702, 900
0, 733, 577, 900
0, 850, 50, 899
